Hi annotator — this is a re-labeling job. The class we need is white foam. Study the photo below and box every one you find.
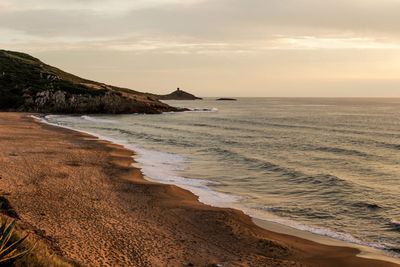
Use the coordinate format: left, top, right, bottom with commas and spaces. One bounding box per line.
186, 107, 218, 113
163, 107, 218, 114
81, 115, 117, 124
241, 205, 389, 251
44, 115, 62, 120
113, 143, 239, 207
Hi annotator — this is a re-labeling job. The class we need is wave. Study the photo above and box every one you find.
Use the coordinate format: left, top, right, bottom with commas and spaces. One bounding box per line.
386, 220, 400, 232
245, 205, 388, 251
265, 206, 335, 220
352, 202, 382, 210
44, 115, 62, 120
378, 142, 400, 150
186, 122, 274, 138
165, 107, 218, 113
80, 115, 117, 124
210, 117, 400, 139
126, 145, 239, 207
33, 115, 239, 209
131, 145, 396, 258
312, 146, 370, 158
116, 129, 198, 148
186, 107, 218, 113
203, 147, 354, 191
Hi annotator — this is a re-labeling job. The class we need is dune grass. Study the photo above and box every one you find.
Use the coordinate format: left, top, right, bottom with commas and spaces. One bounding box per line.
0, 219, 31, 266
0, 216, 78, 267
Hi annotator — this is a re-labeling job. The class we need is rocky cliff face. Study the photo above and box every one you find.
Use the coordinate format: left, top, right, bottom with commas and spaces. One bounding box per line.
24, 90, 173, 114
0, 49, 181, 114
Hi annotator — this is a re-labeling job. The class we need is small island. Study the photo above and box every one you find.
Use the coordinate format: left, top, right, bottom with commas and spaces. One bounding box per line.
158, 88, 202, 100
216, 98, 237, 101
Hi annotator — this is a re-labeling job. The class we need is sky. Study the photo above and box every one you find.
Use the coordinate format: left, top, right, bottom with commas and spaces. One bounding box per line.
1, 0, 400, 97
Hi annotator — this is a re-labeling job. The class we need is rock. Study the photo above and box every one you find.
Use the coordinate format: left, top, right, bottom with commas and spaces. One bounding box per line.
158, 88, 202, 100
216, 98, 237, 101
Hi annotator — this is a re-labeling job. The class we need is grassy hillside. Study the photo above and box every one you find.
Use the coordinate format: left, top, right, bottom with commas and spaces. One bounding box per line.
0, 50, 179, 113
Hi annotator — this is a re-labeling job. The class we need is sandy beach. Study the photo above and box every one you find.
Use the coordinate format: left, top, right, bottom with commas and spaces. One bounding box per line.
0, 112, 398, 267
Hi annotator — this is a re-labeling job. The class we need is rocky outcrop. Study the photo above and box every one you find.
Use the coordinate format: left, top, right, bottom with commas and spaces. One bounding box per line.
20, 90, 174, 114
158, 88, 202, 100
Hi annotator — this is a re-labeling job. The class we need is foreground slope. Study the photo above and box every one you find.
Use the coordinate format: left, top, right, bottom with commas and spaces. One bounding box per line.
0, 50, 180, 114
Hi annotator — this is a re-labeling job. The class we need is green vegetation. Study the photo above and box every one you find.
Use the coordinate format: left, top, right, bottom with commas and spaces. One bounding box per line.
0, 49, 177, 114
0, 216, 76, 267
0, 50, 106, 109
0, 219, 31, 266
13, 239, 76, 267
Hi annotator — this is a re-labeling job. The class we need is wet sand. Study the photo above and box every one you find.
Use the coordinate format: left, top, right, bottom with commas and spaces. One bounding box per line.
0, 112, 398, 267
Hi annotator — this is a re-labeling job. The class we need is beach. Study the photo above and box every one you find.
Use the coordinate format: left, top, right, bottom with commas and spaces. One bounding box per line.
0, 112, 399, 267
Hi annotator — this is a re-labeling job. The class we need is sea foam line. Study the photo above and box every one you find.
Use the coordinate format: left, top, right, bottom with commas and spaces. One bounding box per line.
30, 115, 238, 208
164, 107, 218, 114
80, 115, 117, 124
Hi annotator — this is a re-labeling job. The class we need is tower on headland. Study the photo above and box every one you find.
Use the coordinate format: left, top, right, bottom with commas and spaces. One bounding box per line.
159, 87, 202, 100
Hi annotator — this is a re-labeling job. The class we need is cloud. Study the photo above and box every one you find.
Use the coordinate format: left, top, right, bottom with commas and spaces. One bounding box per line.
2, 0, 400, 40
0, 0, 204, 12
274, 36, 400, 50
1, 0, 400, 98
1, 0, 400, 56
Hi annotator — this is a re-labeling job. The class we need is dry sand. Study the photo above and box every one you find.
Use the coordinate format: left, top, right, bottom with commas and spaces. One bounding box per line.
0, 112, 398, 267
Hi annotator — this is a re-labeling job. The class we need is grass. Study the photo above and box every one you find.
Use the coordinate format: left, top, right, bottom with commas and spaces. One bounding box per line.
0, 49, 173, 114
0, 49, 109, 110
0, 215, 78, 267
0, 219, 32, 266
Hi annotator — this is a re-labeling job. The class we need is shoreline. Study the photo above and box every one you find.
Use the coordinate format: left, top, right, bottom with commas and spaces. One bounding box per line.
37, 114, 400, 265
253, 218, 400, 265
1, 112, 399, 266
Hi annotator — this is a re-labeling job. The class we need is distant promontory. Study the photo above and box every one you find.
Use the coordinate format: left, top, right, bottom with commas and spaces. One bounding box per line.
158, 88, 202, 100
0, 49, 183, 114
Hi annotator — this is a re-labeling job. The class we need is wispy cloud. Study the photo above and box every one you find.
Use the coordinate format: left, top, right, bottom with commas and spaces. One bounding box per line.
2, 0, 400, 40
0, 0, 205, 12
273, 36, 400, 50
1, 0, 400, 96
3, 33, 400, 55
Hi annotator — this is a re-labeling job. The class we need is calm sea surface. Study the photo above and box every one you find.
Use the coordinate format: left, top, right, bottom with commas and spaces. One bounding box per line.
45, 98, 400, 256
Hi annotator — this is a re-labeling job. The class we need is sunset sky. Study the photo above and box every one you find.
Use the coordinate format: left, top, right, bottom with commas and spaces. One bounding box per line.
1, 0, 400, 97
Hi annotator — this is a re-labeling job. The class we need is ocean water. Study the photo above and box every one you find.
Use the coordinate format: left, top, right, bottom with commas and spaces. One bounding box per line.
44, 98, 400, 256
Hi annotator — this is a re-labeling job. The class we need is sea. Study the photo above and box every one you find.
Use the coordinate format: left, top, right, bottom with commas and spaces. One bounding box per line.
43, 98, 400, 257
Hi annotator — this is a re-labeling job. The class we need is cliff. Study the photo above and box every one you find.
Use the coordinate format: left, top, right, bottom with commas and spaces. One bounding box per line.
158, 88, 202, 100
0, 50, 182, 114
